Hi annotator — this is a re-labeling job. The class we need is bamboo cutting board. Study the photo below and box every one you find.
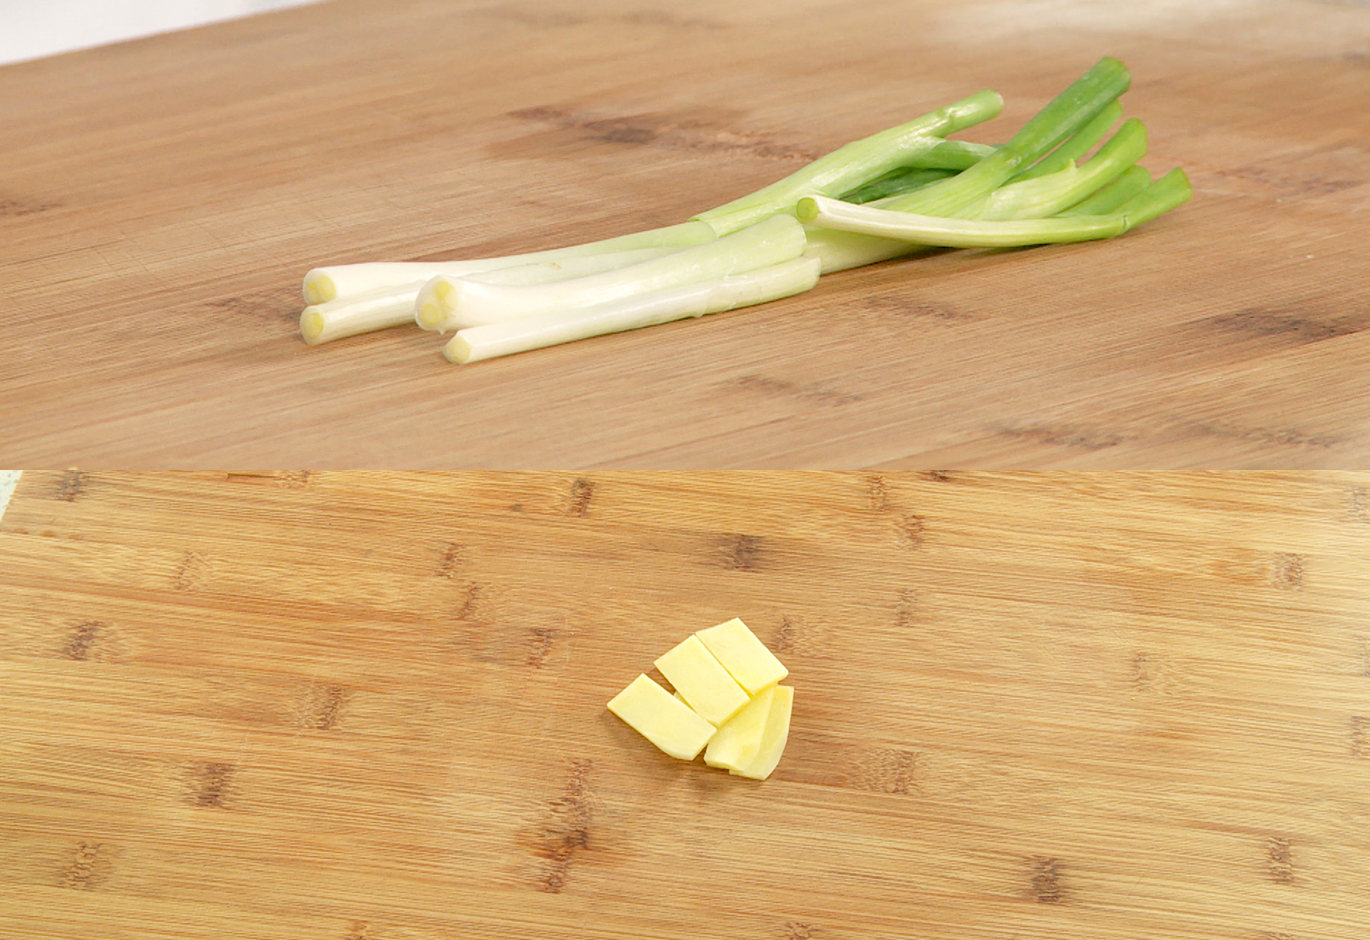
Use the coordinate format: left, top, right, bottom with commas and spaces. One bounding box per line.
1, 471, 1368, 939
2, 0, 1370, 468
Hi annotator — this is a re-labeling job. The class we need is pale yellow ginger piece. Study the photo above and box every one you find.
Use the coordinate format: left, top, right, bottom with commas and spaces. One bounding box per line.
705, 684, 776, 772
696, 617, 788, 694
730, 685, 793, 780
607, 674, 716, 761
654, 634, 750, 726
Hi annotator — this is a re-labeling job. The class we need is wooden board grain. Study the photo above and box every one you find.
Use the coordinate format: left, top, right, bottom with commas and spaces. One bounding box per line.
1, 471, 1368, 939
2, 0, 1369, 468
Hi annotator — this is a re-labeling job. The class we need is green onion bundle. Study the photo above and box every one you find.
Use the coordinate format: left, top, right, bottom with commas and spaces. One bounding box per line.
298, 57, 1190, 363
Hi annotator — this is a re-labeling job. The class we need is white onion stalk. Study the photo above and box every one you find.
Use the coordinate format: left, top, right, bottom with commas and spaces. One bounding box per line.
299, 245, 689, 345
458, 245, 685, 286
416, 214, 808, 332
444, 257, 821, 364
300, 286, 419, 345
300, 220, 717, 305
801, 226, 921, 274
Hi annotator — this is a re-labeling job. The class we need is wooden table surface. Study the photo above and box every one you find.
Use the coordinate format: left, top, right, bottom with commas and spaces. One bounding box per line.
1, 471, 1368, 938
2, 0, 1369, 468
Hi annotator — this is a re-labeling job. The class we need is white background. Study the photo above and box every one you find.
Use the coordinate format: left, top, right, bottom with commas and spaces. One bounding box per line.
0, 0, 321, 65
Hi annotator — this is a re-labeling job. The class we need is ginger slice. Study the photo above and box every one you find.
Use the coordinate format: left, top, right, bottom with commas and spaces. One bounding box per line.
729, 685, 793, 780
705, 684, 777, 773
607, 674, 716, 760
654, 634, 750, 726
696, 617, 788, 694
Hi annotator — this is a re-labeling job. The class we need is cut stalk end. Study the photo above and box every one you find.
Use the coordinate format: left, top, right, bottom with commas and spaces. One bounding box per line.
415, 277, 461, 332
299, 308, 327, 345
443, 335, 474, 364
418, 301, 444, 329
302, 271, 336, 306
795, 198, 819, 223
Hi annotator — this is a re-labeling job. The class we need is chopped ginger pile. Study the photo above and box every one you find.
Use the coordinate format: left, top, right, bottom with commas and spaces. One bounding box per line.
607, 618, 792, 780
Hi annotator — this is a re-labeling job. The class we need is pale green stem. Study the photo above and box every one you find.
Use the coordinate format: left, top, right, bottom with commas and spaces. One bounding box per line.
443, 257, 820, 364
797, 167, 1190, 247
969, 117, 1147, 220
1057, 165, 1151, 216
1008, 99, 1123, 183
300, 245, 688, 344
301, 221, 716, 304
417, 214, 807, 331
875, 57, 1132, 220
692, 89, 1004, 236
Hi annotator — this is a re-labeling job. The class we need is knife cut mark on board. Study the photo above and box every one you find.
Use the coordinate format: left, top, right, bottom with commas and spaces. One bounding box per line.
1271, 553, 1305, 591
1204, 305, 1370, 346
302, 684, 351, 732
732, 373, 863, 407
898, 514, 926, 548
56, 470, 86, 502
499, 104, 817, 163
894, 590, 918, 631
455, 583, 483, 621
565, 478, 596, 517
992, 422, 1127, 452
1028, 856, 1066, 903
190, 761, 236, 808
0, 196, 62, 218
476, 4, 725, 30
866, 474, 889, 511
62, 842, 103, 890
173, 551, 208, 591
774, 616, 799, 655
720, 533, 764, 571
206, 289, 301, 328
526, 627, 558, 668
854, 747, 917, 795
225, 471, 313, 488
62, 621, 104, 661
860, 293, 978, 324
1351, 716, 1370, 758
1266, 837, 1295, 885
436, 541, 466, 579
1187, 422, 1341, 451
1349, 487, 1370, 523
525, 759, 595, 893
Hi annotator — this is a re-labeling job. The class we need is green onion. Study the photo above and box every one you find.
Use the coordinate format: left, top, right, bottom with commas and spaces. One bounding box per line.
416, 214, 807, 331
1057, 164, 1152, 216
840, 167, 960, 205
876, 56, 1131, 220
443, 257, 820, 364
691, 89, 1003, 236
296, 56, 1188, 363
300, 288, 418, 345
970, 116, 1147, 220
1008, 99, 1123, 183
300, 245, 691, 344
300, 221, 717, 305
795, 168, 1191, 247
